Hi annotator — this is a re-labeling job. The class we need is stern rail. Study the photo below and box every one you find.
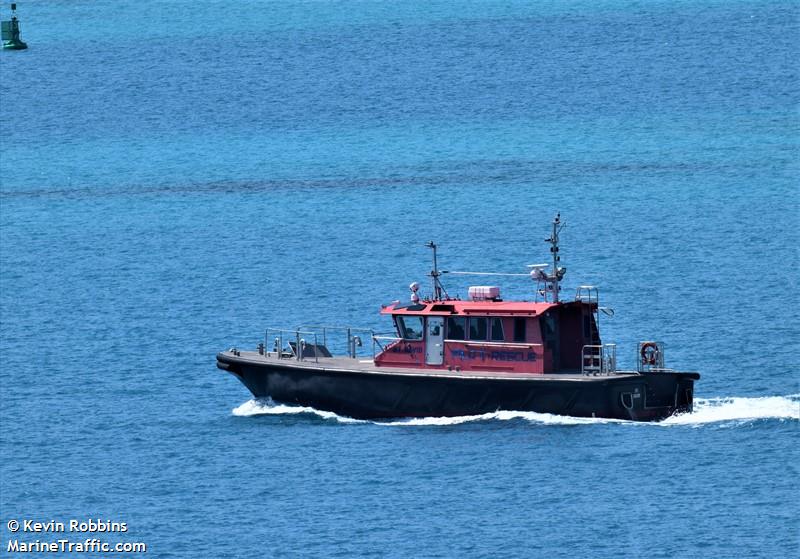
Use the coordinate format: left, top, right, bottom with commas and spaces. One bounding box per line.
581, 343, 617, 375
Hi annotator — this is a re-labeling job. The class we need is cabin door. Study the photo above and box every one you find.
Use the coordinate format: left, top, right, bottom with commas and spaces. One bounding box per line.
425, 316, 444, 365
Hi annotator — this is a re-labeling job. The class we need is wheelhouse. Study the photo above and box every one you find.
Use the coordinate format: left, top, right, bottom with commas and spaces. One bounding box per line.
374, 298, 600, 374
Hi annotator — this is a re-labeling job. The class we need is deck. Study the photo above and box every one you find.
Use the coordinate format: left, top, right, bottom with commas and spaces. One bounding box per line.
221, 350, 642, 382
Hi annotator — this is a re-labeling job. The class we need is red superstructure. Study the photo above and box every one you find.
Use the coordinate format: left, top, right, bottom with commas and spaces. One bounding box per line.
376, 296, 599, 374
374, 214, 603, 374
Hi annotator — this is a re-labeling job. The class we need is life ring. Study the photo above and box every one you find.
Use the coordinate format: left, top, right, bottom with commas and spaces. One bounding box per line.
640, 342, 659, 366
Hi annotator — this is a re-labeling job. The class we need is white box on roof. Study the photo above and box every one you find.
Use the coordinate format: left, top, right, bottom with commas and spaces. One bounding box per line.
468, 286, 501, 301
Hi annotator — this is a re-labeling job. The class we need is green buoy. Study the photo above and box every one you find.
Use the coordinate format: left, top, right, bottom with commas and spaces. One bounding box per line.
2, 3, 27, 50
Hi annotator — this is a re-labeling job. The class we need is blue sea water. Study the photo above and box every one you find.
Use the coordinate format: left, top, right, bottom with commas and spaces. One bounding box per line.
1, 1, 798, 557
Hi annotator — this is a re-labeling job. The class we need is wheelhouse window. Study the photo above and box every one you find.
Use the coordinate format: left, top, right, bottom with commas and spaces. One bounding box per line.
490, 318, 505, 341
446, 316, 466, 340
469, 317, 488, 341
396, 316, 423, 340
513, 317, 527, 343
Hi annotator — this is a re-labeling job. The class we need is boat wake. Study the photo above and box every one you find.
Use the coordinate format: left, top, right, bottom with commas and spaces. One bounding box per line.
232, 394, 799, 427
232, 399, 364, 424
660, 395, 799, 426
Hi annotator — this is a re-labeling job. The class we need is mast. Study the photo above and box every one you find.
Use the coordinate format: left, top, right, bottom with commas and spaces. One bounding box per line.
545, 213, 564, 303
425, 241, 444, 301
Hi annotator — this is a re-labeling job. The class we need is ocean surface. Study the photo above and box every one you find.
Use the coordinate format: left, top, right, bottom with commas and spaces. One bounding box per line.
1, 1, 798, 557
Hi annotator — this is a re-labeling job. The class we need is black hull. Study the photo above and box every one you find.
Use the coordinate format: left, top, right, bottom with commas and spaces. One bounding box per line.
217, 353, 698, 422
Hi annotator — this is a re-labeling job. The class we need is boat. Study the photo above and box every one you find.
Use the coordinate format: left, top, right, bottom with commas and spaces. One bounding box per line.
217, 214, 699, 421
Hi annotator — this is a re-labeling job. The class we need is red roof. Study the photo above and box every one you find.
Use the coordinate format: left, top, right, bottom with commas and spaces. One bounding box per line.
381, 299, 562, 316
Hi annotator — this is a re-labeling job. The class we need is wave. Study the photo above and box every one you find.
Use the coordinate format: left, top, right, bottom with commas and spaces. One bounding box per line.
232, 395, 799, 427
232, 398, 365, 424
660, 395, 799, 426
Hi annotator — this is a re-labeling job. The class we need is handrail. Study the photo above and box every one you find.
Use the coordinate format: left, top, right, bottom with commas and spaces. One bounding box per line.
265, 325, 374, 360
265, 327, 322, 363
575, 285, 599, 304
297, 324, 374, 356
298, 324, 374, 330
637, 340, 664, 372
582, 343, 617, 375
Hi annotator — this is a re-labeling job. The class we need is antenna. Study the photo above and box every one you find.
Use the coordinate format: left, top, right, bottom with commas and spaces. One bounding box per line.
542, 213, 566, 302
425, 241, 447, 301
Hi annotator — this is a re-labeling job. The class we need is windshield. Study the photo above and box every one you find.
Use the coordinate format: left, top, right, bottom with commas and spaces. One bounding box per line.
396, 316, 424, 340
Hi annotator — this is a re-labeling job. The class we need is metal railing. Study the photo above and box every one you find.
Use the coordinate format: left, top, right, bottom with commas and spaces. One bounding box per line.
297, 325, 375, 358
581, 343, 617, 375
637, 340, 665, 372
575, 285, 599, 304
265, 327, 322, 362
264, 325, 375, 362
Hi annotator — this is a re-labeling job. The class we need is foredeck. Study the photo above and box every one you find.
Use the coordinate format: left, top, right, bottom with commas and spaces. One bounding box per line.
221, 351, 643, 381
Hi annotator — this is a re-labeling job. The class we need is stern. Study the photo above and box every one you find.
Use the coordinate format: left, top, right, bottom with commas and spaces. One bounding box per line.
613, 372, 699, 421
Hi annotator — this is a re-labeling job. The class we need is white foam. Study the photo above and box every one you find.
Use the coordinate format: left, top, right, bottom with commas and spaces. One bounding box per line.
660, 395, 799, 426
232, 398, 364, 423
231, 395, 799, 427
376, 410, 625, 426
